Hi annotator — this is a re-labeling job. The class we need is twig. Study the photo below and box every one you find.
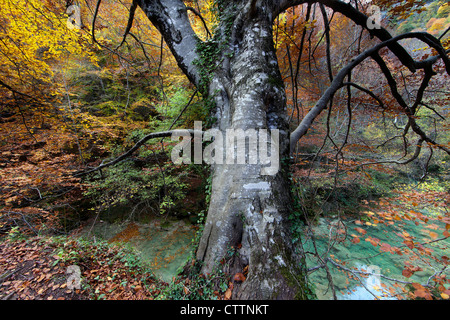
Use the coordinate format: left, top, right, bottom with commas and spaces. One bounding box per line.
91, 0, 102, 44
186, 6, 212, 39
73, 129, 201, 177
167, 90, 198, 131
115, 0, 138, 50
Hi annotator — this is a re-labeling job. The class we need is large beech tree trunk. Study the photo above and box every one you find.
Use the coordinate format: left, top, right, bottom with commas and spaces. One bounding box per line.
194, 9, 309, 300
137, 0, 311, 299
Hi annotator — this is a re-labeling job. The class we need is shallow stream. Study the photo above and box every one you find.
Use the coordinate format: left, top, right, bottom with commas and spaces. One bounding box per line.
304, 216, 449, 300
76, 210, 448, 299
78, 216, 197, 283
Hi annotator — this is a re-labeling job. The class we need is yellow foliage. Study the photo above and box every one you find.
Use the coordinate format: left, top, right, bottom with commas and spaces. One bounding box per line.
186, 0, 218, 41
437, 3, 450, 18
0, 0, 97, 103
427, 18, 447, 34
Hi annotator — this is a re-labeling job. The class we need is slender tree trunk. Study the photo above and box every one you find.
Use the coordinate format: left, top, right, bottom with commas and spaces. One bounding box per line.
194, 4, 310, 300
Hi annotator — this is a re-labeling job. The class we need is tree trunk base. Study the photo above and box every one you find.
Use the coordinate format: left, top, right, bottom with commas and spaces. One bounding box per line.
195, 163, 313, 300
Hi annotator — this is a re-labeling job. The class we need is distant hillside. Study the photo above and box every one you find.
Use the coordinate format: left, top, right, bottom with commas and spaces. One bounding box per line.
393, 1, 450, 35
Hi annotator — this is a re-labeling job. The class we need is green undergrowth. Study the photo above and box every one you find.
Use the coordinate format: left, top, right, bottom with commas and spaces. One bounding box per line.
290, 158, 447, 225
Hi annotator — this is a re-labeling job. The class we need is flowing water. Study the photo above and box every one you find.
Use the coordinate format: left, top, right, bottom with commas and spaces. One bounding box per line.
303, 216, 449, 300
78, 216, 197, 282
76, 207, 448, 299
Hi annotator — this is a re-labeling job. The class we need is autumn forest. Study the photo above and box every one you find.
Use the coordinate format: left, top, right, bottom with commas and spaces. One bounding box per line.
0, 0, 449, 302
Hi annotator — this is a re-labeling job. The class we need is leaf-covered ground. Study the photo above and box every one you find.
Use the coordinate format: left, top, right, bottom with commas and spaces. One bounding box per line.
0, 236, 166, 300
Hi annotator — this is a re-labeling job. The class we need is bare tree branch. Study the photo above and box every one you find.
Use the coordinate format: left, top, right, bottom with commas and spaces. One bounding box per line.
339, 82, 386, 109
289, 32, 450, 153
371, 53, 450, 154
73, 129, 199, 177
186, 6, 212, 39
91, 0, 102, 44
115, 0, 138, 50
275, 0, 417, 71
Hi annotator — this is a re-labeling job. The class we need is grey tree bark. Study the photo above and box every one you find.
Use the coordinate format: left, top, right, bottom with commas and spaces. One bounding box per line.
138, 0, 312, 299
135, 0, 449, 299
194, 3, 309, 299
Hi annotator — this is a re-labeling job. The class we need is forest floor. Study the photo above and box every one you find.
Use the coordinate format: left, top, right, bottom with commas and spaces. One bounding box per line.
0, 236, 166, 300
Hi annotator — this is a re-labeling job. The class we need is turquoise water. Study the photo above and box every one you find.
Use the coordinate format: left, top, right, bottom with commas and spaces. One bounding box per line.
303, 217, 449, 300
78, 217, 197, 283
132, 220, 197, 282
77, 208, 448, 299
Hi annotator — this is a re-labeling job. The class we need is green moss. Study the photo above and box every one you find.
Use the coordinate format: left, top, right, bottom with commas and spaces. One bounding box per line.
276, 246, 316, 300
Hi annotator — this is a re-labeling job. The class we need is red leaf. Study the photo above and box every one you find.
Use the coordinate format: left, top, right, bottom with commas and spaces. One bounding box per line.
224, 288, 232, 300
403, 240, 415, 249
233, 273, 246, 282
380, 243, 391, 253
412, 283, 424, 290
365, 236, 380, 247
402, 269, 413, 278
183, 286, 189, 295
243, 265, 249, 275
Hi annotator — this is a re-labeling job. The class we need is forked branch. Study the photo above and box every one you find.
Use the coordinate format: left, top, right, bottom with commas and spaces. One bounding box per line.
73, 129, 199, 177
290, 32, 450, 154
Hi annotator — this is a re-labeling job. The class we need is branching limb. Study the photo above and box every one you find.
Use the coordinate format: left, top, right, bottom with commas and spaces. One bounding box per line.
115, 0, 138, 50
275, 0, 417, 71
137, 0, 201, 86
289, 32, 450, 154
73, 129, 200, 177
319, 4, 333, 82
91, 0, 102, 44
354, 138, 425, 168
371, 52, 450, 154
419, 102, 446, 121
186, 6, 212, 39
339, 82, 386, 109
